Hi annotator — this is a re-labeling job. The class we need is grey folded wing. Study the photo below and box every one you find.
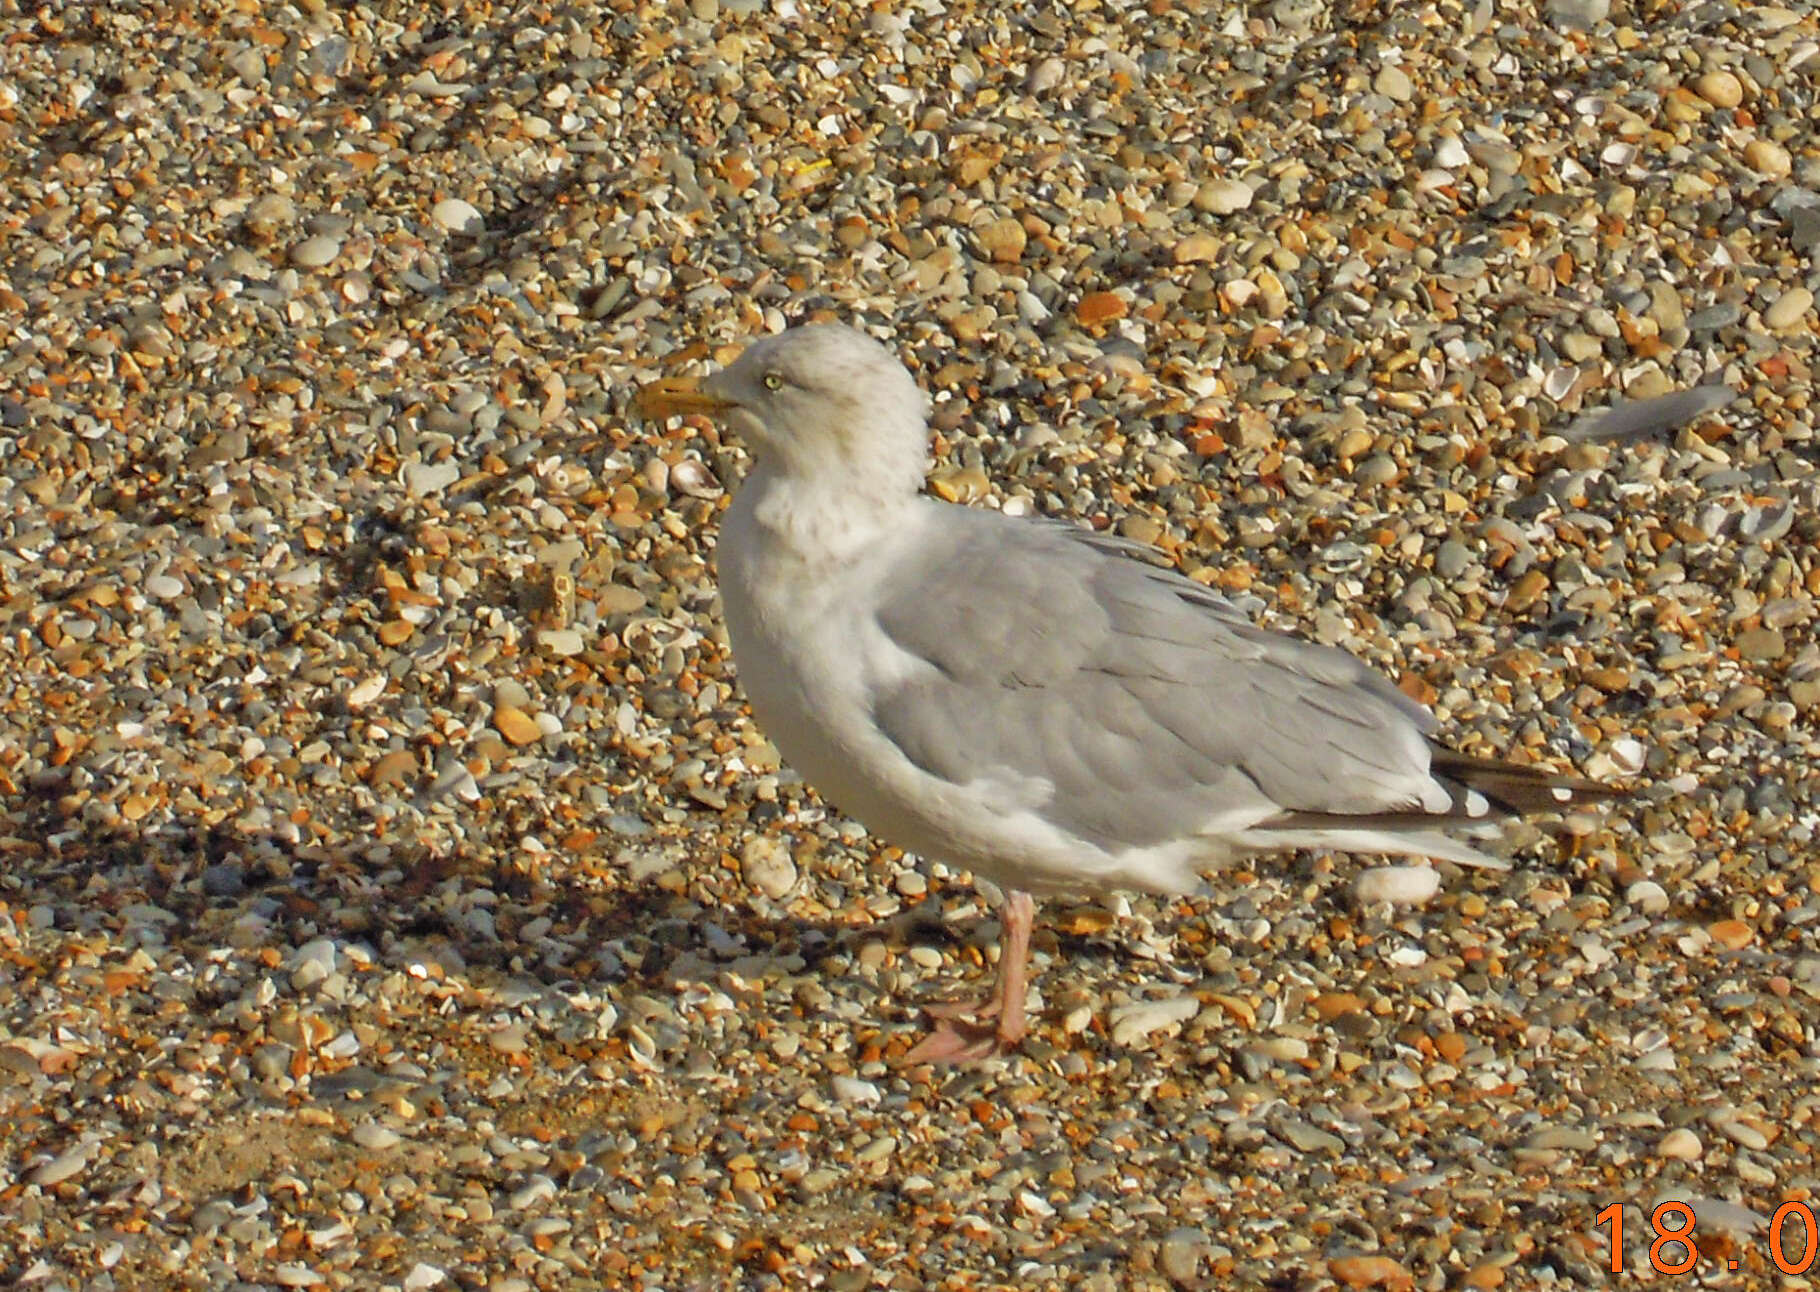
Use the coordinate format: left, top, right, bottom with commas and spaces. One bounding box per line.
870, 515, 1448, 854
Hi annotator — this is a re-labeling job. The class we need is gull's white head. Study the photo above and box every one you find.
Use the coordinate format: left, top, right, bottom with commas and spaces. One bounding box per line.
660, 324, 933, 501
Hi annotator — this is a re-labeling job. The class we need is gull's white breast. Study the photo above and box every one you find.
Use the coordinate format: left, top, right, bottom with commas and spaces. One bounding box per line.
715, 478, 1136, 894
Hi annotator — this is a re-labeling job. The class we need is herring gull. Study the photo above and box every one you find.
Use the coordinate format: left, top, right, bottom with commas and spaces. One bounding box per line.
636, 323, 1625, 1063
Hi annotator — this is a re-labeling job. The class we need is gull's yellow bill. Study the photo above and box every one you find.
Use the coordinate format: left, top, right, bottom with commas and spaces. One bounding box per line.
634, 376, 734, 420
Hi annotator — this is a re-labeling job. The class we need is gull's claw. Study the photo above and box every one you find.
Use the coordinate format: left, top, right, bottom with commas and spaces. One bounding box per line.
899, 890, 1037, 1066
902, 1017, 1014, 1065
920, 995, 998, 1021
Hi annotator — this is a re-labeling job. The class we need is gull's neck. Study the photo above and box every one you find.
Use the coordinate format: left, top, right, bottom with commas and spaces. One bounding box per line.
732, 393, 933, 566
738, 459, 926, 567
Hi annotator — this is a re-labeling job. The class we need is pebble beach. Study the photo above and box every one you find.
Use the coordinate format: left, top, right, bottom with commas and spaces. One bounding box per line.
3, 0, 1820, 1288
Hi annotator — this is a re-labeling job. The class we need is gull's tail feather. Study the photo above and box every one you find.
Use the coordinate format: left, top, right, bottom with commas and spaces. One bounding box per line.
1239, 826, 1513, 870
1251, 747, 1625, 869
1427, 747, 1626, 814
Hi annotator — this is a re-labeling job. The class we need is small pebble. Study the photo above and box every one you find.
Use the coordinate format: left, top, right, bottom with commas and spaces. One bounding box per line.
1713, 1118, 1768, 1151
1374, 65, 1413, 102
1546, 0, 1609, 28
1765, 286, 1813, 332
487, 1024, 530, 1054
290, 235, 341, 268
492, 704, 543, 746
351, 1122, 402, 1150
509, 1176, 557, 1210
740, 835, 797, 899
1624, 879, 1669, 914
1690, 1198, 1767, 1236
1709, 919, 1754, 950
29, 1144, 92, 1187
1158, 1228, 1209, 1287
976, 217, 1026, 263
1354, 865, 1440, 906
1742, 139, 1792, 179
1172, 232, 1222, 264
1195, 177, 1253, 214
1329, 1254, 1414, 1290
1694, 70, 1743, 108
404, 460, 462, 496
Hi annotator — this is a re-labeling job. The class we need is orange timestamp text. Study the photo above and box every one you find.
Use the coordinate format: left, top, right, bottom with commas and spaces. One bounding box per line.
1596, 1200, 1817, 1275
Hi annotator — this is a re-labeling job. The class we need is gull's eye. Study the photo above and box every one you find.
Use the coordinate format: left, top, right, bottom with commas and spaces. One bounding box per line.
762, 372, 784, 392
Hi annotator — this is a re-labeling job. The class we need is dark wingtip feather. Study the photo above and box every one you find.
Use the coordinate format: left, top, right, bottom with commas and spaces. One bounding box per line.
1259, 747, 1626, 836
1428, 747, 1628, 815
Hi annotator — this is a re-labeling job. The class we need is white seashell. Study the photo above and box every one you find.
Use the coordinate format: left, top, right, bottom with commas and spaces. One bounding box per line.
832, 1074, 881, 1105
1109, 994, 1198, 1045
1019, 1190, 1056, 1218
431, 198, 483, 234
669, 457, 723, 498
1626, 879, 1669, 913
347, 674, 387, 708
1601, 141, 1637, 167
1609, 737, 1646, 773
1433, 135, 1470, 168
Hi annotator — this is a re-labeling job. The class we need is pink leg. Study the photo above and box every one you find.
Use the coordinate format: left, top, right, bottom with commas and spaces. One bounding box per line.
902, 890, 1037, 1064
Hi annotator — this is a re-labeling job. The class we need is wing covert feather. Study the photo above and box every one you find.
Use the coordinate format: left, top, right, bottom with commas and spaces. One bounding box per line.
871, 510, 1442, 851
